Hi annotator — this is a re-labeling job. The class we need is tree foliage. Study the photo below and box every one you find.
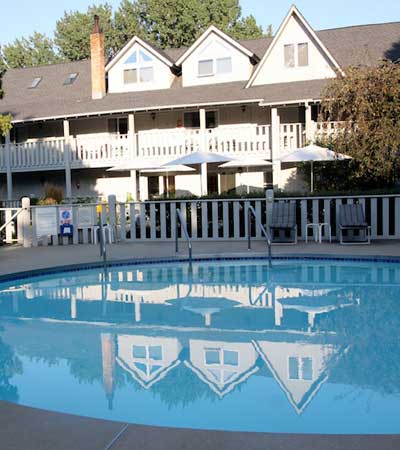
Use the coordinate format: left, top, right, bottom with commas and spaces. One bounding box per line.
0, 66, 12, 136
54, 3, 115, 60
320, 61, 400, 185
1, 1, 268, 67
135, 0, 263, 48
1, 33, 59, 69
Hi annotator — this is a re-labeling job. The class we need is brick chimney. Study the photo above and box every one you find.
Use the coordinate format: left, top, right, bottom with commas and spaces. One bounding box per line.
90, 15, 106, 100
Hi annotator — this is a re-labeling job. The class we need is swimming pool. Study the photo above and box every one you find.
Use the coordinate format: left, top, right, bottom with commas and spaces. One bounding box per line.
0, 257, 399, 434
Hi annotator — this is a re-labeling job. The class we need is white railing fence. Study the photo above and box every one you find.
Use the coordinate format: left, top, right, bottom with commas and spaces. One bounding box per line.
0, 122, 313, 172
7, 193, 398, 248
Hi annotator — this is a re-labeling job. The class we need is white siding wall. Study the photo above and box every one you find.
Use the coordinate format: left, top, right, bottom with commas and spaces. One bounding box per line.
251, 14, 337, 86
108, 42, 175, 93
182, 33, 254, 87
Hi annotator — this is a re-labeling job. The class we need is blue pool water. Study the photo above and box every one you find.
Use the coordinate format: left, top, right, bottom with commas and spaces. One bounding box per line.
0, 258, 400, 434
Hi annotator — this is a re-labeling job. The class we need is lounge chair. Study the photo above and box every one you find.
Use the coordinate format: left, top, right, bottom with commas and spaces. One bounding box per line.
269, 202, 297, 244
339, 203, 371, 244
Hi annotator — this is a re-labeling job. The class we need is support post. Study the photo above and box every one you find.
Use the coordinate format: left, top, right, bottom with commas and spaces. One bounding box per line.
63, 120, 72, 199
266, 188, 274, 230
20, 196, 31, 248
199, 108, 208, 195
130, 170, 137, 202
128, 113, 136, 159
271, 107, 281, 189
199, 108, 207, 151
200, 162, 208, 196
305, 102, 316, 144
5, 131, 12, 201
108, 194, 116, 243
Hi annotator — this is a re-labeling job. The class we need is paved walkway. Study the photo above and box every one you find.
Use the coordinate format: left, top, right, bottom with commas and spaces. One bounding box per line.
1, 240, 400, 276
1, 240, 400, 449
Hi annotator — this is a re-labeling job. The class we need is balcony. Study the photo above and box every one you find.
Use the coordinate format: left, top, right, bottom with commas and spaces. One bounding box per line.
0, 123, 313, 173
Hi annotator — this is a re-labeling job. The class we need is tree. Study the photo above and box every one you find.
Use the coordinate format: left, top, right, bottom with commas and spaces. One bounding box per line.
320, 61, 400, 185
114, 0, 142, 52
0, 66, 12, 137
229, 15, 263, 40
1, 32, 59, 69
55, 3, 115, 60
135, 0, 264, 49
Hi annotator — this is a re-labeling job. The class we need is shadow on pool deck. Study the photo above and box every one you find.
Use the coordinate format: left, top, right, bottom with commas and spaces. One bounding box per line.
1, 240, 400, 277
1, 240, 400, 449
1, 401, 400, 450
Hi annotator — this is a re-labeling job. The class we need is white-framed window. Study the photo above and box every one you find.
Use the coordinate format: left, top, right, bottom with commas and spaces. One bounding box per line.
298, 43, 309, 67
284, 42, 309, 68
123, 49, 154, 85
131, 344, 163, 378
288, 356, 313, 380
284, 44, 295, 68
198, 56, 232, 77
204, 347, 239, 385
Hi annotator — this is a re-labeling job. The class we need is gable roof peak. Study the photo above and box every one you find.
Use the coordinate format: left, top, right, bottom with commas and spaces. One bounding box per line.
245, 4, 344, 88
105, 35, 175, 72
175, 25, 255, 66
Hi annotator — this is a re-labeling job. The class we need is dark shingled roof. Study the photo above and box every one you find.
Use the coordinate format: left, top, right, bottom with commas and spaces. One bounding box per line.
1, 22, 399, 123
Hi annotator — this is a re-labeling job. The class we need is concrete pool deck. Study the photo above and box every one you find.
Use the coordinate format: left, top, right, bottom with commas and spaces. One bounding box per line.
1, 239, 400, 276
1, 240, 400, 450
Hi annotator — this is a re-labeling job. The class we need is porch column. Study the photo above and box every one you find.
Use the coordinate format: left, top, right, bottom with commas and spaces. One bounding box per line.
5, 131, 12, 200
63, 120, 72, 199
199, 108, 208, 195
128, 113, 136, 158
128, 113, 138, 201
271, 107, 281, 189
305, 102, 316, 144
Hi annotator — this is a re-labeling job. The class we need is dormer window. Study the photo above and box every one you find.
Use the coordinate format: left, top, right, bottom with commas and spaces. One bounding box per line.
198, 56, 232, 77
123, 49, 154, 84
29, 77, 42, 89
298, 43, 309, 66
284, 43, 309, 68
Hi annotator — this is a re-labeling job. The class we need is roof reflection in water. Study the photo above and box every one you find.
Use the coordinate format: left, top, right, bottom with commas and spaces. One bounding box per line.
0, 259, 400, 434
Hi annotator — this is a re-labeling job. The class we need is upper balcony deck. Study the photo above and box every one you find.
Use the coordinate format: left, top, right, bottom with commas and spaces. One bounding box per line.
0, 122, 338, 173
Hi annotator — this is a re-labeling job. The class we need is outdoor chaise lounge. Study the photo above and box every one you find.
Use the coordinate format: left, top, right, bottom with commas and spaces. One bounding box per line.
339, 203, 371, 244
269, 202, 297, 244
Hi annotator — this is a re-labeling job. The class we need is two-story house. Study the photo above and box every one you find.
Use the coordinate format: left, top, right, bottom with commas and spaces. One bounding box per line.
0, 5, 399, 201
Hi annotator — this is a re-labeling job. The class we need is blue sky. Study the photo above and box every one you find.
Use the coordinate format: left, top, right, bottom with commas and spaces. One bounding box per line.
0, 0, 398, 45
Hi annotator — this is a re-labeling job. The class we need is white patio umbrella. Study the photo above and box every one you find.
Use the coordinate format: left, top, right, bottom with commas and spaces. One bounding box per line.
163, 151, 234, 195
219, 156, 272, 194
280, 144, 351, 192
107, 161, 162, 171
107, 162, 193, 199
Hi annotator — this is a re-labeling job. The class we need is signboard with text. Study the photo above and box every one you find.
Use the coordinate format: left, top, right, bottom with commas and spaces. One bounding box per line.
34, 207, 58, 237
59, 206, 73, 236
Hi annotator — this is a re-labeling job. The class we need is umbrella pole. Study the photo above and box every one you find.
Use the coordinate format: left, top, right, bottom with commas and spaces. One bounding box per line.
247, 167, 249, 195
311, 161, 314, 193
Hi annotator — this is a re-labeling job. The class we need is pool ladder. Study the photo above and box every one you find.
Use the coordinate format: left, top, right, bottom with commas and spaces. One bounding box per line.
247, 205, 272, 265
175, 208, 193, 264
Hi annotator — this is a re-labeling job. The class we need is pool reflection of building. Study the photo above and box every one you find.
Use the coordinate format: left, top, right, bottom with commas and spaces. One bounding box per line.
100, 331, 345, 414
2, 260, 398, 414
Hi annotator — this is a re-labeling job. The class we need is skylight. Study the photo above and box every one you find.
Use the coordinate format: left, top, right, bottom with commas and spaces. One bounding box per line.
63, 73, 79, 85
29, 77, 42, 89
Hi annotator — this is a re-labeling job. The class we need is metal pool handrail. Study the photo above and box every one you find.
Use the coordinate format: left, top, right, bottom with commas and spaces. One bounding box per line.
247, 204, 272, 264
176, 208, 193, 263
98, 210, 107, 268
